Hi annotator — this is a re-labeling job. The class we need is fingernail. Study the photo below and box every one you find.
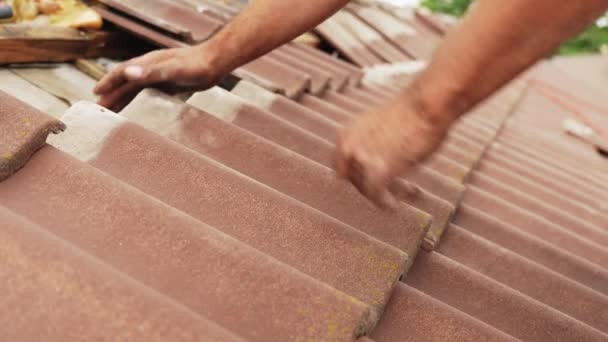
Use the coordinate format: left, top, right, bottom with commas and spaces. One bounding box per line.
125, 65, 144, 79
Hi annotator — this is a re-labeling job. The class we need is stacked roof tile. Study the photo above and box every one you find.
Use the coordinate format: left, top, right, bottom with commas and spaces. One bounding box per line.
1, 1, 607, 341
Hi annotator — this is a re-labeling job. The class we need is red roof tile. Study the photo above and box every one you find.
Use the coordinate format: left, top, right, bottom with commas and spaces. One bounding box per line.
2, 2, 607, 340
0, 91, 65, 181
0, 205, 244, 342
98, 0, 223, 43
405, 252, 606, 341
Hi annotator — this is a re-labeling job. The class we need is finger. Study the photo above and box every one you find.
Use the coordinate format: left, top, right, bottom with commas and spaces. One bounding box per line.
97, 81, 143, 112
94, 50, 167, 95
347, 154, 397, 209
94, 62, 128, 95
360, 172, 397, 209
377, 188, 399, 210
389, 179, 420, 200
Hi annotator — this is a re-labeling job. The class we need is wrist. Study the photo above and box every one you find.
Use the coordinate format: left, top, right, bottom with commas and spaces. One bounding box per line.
196, 41, 231, 79
399, 82, 456, 133
404, 66, 478, 131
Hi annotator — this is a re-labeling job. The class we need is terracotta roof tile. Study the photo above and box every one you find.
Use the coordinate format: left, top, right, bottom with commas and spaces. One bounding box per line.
371, 283, 517, 342
405, 252, 607, 341
98, 0, 223, 43
439, 224, 608, 332
454, 205, 608, 296
269, 48, 332, 94
121, 89, 431, 262
281, 44, 350, 90
3, 144, 373, 341
468, 171, 608, 244
331, 11, 412, 64
0, 90, 65, 181
51, 102, 403, 319
185, 87, 432, 257
316, 15, 385, 67
236, 56, 311, 99
462, 186, 608, 267
321, 89, 370, 114
0, 205, 244, 342
213, 84, 458, 248
2, 2, 607, 340
94, 5, 188, 48
231, 81, 466, 206
232, 81, 342, 142
474, 159, 608, 228
288, 42, 365, 86
348, 4, 439, 61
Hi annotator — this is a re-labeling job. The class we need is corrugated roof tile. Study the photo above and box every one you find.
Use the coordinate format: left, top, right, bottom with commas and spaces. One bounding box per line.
371, 283, 518, 342
98, 0, 223, 43
0, 205, 245, 342
50, 102, 404, 318
454, 204, 608, 295
0, 90, 65, 181
405, 252, 607, 341
439, 224, 608, 332
121, 89, 432, 265
2, 1, 607, 339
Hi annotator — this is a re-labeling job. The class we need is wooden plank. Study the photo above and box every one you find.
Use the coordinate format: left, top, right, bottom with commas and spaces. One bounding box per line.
0, 69, 68, 118
75, 58, 107, 81
12, 64, 98, 104
0, 24, 137, 64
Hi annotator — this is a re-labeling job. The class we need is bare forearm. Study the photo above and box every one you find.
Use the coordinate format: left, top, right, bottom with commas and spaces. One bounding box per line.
203, 0, 348, 74
409, 0, 608, 126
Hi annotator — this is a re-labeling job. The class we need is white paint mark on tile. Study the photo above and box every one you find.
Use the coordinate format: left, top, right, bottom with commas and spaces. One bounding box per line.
187, 87, 244, 123
231, 81, 278, 111
363, 60, 427, 86
48, 101, 126, 162
120, 89, 184, 137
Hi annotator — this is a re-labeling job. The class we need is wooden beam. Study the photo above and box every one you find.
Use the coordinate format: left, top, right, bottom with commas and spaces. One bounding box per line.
0, 24, 137, 65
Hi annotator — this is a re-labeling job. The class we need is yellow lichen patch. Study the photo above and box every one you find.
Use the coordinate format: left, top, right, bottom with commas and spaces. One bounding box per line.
337, 244, 407, 306
3, 152, 14, 160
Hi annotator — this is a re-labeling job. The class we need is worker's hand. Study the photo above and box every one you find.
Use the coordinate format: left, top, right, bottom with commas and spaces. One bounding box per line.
95, 45, 225, 112
335, 99, 450, 208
